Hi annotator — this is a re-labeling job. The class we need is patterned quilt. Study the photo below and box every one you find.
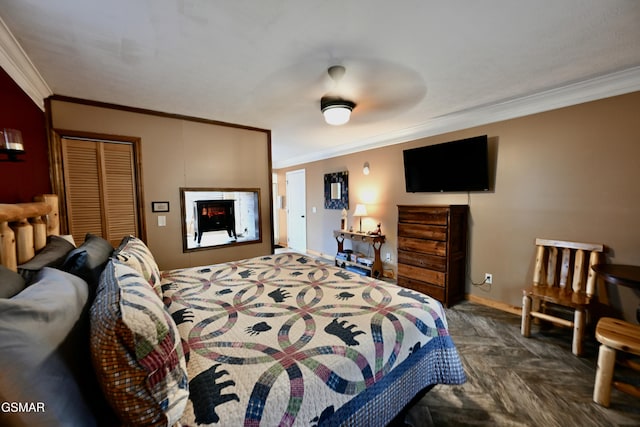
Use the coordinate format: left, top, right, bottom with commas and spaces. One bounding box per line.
161, 253, 465, 426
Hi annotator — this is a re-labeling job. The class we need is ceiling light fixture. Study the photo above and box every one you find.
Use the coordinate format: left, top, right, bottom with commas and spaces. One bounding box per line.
321, 96, 355, 126
321, 65, 356, 126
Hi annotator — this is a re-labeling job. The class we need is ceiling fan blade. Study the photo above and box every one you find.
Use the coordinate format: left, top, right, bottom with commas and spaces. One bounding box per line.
235, 54, 427, 125
339, 59, 427, 122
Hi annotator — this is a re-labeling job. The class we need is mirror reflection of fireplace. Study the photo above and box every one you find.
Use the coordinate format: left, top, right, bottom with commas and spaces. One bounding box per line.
180, 188, 261, 251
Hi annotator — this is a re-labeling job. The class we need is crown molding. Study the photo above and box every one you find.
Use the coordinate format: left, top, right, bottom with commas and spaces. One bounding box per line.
0, 17, 52, 111
274, 66, 640, 169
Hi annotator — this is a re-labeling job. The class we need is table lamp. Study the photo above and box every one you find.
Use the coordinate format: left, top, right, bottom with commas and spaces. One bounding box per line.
353, 204, 367, 233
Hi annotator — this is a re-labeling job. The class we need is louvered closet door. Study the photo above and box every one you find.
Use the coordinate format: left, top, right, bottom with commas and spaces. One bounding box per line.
61, 138, 138, 247
101, 143, 138, 246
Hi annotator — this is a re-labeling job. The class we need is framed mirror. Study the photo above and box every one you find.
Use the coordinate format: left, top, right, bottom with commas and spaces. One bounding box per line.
324, 171, 349, 209
180, 187, 262, 252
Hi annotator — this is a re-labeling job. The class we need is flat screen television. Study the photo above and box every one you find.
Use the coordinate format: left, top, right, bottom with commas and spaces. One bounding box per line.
403, 135, 489, 192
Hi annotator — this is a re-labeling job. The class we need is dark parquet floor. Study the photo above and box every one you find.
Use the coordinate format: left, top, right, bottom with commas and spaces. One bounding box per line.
403, 301, 640, 427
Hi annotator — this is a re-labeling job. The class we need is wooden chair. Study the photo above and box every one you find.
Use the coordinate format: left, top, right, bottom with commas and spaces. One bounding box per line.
521, 238, 604, 356
593, 317, 640, 407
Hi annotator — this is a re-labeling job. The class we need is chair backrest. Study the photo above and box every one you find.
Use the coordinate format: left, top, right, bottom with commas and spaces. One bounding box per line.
532, 238, 604, 295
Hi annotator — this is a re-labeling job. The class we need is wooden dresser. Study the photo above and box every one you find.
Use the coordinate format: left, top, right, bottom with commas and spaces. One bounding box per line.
397, 205, 469, 307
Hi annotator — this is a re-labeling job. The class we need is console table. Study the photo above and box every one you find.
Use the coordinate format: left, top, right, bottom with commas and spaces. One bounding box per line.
333, 230, 385, 278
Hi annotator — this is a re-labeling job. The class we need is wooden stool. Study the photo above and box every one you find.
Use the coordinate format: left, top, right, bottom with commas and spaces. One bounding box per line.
593, 317, 640, 407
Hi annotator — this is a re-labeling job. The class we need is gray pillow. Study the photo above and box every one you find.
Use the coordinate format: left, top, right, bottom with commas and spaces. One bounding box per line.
17, 235, 76, 284
62, 233, 114, 288
0, 267, 97, 426
0, 265, 26, 298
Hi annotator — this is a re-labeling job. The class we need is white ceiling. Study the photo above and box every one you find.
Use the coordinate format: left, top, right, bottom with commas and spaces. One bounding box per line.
1, 1, 640, 168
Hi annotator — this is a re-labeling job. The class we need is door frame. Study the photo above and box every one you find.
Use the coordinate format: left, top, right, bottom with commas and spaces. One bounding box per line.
272, 173, 280, 245
48, 128, 147, 242
285, 169, 307, 252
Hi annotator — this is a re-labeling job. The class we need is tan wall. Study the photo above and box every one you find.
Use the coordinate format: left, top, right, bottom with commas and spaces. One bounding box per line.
276, 91, 640, 322
50, 99, 272, 270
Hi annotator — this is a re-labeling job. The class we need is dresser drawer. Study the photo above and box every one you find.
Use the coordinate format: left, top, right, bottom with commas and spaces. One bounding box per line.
398, 276, 445, 302
398, 250, 447, 272
398, 206, 450, 225
398, 223, 447, 241
397, 236, 446, 256
398, 263, 445, 286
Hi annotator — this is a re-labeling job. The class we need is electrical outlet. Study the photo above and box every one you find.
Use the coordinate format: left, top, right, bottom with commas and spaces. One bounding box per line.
385, 253, 391, 262
484, 273, 493, 285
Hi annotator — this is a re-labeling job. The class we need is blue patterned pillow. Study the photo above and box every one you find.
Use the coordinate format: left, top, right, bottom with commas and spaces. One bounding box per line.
90, 260, 188, 426
114, 235, 163, 298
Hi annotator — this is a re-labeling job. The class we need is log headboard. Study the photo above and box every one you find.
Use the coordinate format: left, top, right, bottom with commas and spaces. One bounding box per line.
0, 194, 60, 271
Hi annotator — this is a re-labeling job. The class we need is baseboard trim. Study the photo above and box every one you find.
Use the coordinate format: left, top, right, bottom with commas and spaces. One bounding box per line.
301, 255, 523, 317
466, 294, 522, 316
305, 248, 334, 263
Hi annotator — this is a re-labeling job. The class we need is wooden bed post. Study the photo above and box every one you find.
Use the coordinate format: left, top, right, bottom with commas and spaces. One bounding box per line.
0, 194, 59, 271
0, 220, 17, 271
35, 194, 60, 236
14, 219, 35, 265
30, 214, 47, 252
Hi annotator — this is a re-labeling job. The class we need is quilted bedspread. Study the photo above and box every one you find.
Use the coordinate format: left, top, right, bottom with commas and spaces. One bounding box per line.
161, 253, 465, 426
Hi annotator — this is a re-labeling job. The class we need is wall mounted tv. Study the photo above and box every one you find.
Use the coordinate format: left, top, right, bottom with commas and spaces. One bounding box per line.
403, 135, 489, 192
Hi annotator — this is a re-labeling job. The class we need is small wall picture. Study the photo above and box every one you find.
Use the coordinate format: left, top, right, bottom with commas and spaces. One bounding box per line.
152, 201, 170, 212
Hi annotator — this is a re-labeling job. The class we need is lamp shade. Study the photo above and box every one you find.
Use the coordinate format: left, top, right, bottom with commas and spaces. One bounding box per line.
321, 96, 356, 126
353, 203, 367, 233
353, 203, 367, 217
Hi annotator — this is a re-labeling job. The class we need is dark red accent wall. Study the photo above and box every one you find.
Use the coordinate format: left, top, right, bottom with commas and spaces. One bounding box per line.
0, 66, 50, 202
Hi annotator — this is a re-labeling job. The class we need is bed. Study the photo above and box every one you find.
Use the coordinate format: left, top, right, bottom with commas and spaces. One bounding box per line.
0, 195, 466, 426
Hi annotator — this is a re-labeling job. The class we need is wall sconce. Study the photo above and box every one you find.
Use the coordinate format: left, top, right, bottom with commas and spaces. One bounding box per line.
0, 128, 25, 162
362, 162, 370, 175
353, 203, 368, 233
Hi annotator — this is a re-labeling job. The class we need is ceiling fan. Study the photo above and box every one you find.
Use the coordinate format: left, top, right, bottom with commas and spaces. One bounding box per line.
315, 60, 428, 126
320, 65, 357, 126
243, 56, 428, 126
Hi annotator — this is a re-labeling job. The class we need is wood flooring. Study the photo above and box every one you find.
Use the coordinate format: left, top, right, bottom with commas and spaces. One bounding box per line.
402, 301, 640, 427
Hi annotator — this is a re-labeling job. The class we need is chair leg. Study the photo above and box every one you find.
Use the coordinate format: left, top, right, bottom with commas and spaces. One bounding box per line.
573, 309, 585, 356
594, 344, 616, 407
521, 295, 532, 337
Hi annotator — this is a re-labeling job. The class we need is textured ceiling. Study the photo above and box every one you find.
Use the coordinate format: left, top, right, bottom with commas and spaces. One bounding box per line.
1, 0, 640, 167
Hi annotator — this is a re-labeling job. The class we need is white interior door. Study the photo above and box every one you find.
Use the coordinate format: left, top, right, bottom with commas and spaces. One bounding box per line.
286, 169, 307, 252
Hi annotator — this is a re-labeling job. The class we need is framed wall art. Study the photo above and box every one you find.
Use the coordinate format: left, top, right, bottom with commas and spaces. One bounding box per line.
324, 171, 348, 210
151, 201, 170, 212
